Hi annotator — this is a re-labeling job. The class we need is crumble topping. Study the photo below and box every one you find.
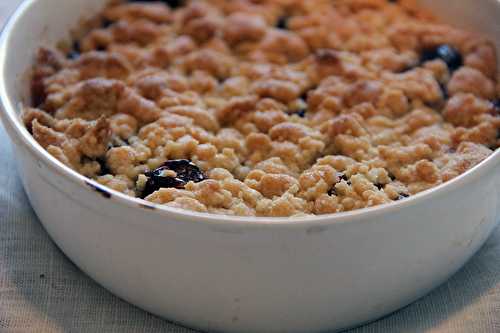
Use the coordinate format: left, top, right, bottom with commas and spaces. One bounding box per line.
24, 0, 499, 217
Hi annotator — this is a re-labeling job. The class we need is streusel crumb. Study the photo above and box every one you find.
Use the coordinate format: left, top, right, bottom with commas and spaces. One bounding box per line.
25, 0, 499, 217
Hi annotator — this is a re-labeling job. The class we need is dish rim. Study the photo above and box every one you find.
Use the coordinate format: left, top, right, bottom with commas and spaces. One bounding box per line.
1, 0, 499, 228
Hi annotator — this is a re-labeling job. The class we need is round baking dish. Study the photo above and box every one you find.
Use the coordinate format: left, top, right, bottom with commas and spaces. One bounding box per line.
1, 1, 500, 332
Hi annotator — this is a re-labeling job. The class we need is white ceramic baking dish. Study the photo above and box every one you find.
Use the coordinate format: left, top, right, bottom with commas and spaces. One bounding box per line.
1, 0, 500, 332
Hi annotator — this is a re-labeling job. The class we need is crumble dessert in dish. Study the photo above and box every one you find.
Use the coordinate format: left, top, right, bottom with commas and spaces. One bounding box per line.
24, 0, 500, 217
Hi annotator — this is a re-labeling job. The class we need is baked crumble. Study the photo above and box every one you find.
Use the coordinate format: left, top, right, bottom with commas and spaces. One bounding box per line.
24, 0, 500, 217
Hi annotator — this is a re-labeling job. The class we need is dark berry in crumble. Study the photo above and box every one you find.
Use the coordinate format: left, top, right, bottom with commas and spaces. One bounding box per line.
294, 109, 306, 118
396, 193, 410, 201
141, 159, 205, 198
337, 172, 348, 181
276, 16, 288, 29
439, 82, 449, 100
492, 99, 500, 114
67, 41, 81, 59
97, 158, 112, 176
101, 18, 114, 28
421, 44, 463, 72
130, 0, 184, 8
328, 173, 350, 196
